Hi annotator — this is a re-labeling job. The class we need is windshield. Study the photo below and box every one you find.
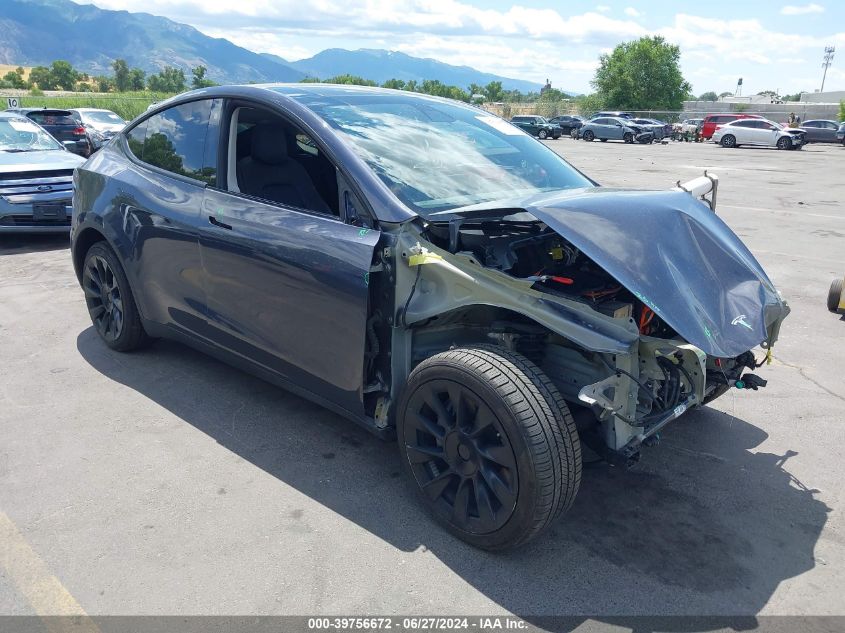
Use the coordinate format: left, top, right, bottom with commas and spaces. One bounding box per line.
82, 111, 125, 125
0, 118, 62, 152
309, 99, 593, 215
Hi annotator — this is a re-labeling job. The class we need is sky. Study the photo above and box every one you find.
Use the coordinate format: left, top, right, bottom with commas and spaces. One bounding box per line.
72, 0, 845, 96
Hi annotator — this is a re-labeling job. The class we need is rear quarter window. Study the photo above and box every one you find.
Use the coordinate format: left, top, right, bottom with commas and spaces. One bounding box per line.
125, 100, 218, 185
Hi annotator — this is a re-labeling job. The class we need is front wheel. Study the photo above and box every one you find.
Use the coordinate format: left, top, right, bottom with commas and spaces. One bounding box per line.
538, 129, 548, 139
582, 130, 595, 142
623, 132, 634, 143
397, 346, 581, 550
777, 136, 792, 150
82, 242, 151, 352
721, 134, 736, 148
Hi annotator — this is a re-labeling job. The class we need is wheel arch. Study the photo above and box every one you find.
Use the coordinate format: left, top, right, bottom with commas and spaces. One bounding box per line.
72, 226, 110, 283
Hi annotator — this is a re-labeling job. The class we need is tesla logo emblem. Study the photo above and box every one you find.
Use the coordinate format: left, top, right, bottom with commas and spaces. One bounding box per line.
36, 185, 53, 192
731, 314, 753, 330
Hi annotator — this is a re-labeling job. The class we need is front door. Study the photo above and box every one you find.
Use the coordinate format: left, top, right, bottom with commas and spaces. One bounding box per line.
198, 103, 381, 416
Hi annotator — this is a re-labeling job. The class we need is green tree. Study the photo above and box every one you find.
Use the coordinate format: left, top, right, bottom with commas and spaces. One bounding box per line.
840, 100, 845, 122
112, 59, 130, 91
719, 91, 733, 98
404, 79, 418, 92
50, 60, 79, 90
324, 74, 377, 86
191, 66, 215, 89
592, 36, 691, 110
484, 80, 504, 102
28, 66, 56, 90
573, 92, 605, 116
698, 91, 718, 101
2, 68, 26, 89
381, 78, 406, 90
93, 75, 113, 92
128, 68, 146, 91
147, 66, 187, 92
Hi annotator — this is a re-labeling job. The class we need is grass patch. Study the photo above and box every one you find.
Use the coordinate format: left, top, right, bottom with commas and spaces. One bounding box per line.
16, 92, 174, 121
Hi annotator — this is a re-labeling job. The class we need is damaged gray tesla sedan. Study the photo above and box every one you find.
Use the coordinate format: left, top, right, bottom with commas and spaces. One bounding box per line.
71, 85, 789, 550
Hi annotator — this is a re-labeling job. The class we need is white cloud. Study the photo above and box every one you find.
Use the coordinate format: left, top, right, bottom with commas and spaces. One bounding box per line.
624, 7, 641, 17
595, 5, 610, 12
780, 3, 824, 15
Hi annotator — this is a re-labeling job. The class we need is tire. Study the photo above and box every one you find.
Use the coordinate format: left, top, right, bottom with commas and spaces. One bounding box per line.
623, 132, 633, 144
583, 130, 595, 142
777, 136, 792, 150
397, 345, 581, 551
828, 278, 843, 313
721, 135, 736, 148
538, 129, 548, 139
82, 242, 151, 352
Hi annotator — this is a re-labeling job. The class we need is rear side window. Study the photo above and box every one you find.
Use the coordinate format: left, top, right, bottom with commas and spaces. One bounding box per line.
126, 100, 218, 184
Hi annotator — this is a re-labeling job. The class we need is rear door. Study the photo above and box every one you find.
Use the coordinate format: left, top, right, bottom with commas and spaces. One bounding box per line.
116, 99, 218, 332
197, 101, 381, 416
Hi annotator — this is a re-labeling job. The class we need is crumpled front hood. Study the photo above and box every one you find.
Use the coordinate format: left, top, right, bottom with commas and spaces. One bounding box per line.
515, 188, 789, 357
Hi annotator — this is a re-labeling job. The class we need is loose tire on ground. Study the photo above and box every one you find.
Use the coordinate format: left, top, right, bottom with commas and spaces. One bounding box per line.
828, 278, 843, 313
82, 242, 151, 352
397, 345, 581, 550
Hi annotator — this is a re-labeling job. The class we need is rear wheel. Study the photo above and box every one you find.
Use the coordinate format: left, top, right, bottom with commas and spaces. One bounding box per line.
828, 278, 843, 313
582, 130, 595, 142
82, 242, 151, 352
721, 135, 736, 148
777, 136, 792, 150
397, 345, 581, 550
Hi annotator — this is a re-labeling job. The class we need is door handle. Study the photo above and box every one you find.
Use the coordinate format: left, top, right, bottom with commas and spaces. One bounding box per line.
209, 215, 232, 230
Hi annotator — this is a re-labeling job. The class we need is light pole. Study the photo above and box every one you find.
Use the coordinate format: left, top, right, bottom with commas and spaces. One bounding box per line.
821, 46, 835, 93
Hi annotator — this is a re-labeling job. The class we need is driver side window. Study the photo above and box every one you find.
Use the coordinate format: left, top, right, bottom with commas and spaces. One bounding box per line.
224, 106, 340, 216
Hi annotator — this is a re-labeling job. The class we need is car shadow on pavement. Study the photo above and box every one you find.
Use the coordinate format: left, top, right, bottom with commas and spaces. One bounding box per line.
77, 330, 830, 629
0, 234, 69, 254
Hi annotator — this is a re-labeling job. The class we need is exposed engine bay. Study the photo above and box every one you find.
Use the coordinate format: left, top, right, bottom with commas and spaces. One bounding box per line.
375, 177, 788, 463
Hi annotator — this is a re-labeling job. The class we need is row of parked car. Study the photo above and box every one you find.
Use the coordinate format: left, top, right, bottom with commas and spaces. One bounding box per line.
676, 113, 845, 149
512, 110, 845, 149
4, 107, 127, 158
0, 106, 127, 232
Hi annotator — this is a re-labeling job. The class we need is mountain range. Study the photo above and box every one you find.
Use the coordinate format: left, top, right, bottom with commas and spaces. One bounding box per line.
0, 0, 548, 92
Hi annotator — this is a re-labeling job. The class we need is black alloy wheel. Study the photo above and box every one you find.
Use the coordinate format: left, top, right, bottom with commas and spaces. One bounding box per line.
402, 376, 520, 535
83, 253, 124, 343
721, 134, 736, 148
82, 242, 151, 352
398, 346, 581, 550
623, 132, 634, 143
582, 130, 595, 141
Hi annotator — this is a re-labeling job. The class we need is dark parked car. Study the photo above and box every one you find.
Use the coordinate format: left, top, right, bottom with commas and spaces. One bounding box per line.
7, 108, 94, 157
838, 122, 845, 144
0, 111, 85, 232
798, 119, 842, 143
71, 85, 789, 550
547, 115, 584, 135
510, 115, 561, 139
579, 116, 654, 143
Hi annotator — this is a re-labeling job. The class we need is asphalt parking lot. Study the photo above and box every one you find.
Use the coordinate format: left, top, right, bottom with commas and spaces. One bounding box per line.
1, 139, 844, 626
